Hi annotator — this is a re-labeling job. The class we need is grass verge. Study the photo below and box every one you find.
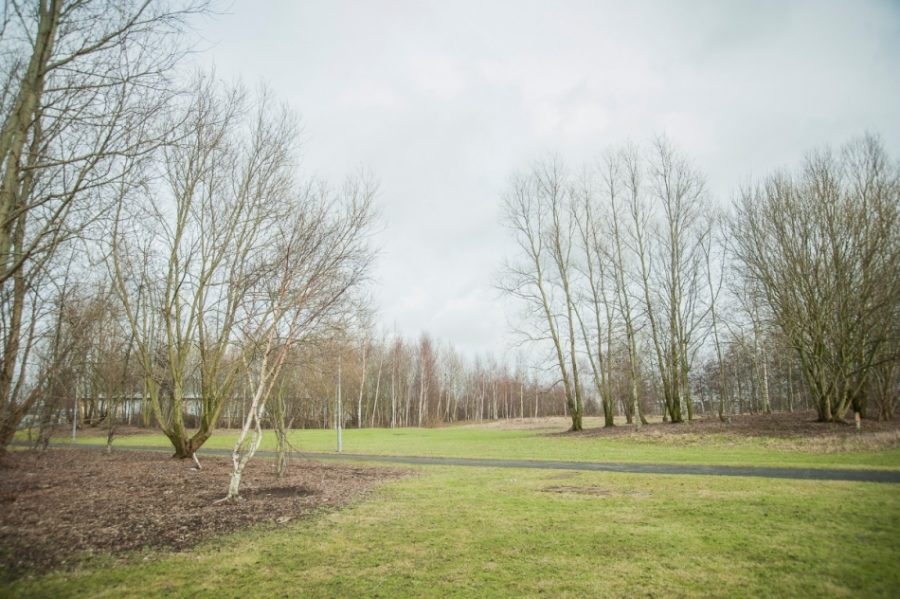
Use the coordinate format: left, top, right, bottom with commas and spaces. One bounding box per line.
56, 423, 900, 470
4, 466, 898, 598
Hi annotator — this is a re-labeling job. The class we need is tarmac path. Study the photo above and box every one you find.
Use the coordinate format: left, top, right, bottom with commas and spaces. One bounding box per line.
36, 442, 900, 484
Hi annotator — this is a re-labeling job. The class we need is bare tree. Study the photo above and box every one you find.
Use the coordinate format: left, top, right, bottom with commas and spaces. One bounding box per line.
223, 175, 376, 501
701, 213, 729, 421
500, 160, 585, 431
571, 170, 616, 427
29, 276, 98, 448
0, 0, 207, 453
732, 135, 900, 422
634, 139, 711, 423
356, 332, 369, 428
111, 77, 294, 460
606, 147, 648, 427
415, 333, 436, 427
367, 332, 386, 427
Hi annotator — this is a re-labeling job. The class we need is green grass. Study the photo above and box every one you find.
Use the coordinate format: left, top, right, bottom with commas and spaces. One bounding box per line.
5, 466, 899, 598
59, 421, 900, 470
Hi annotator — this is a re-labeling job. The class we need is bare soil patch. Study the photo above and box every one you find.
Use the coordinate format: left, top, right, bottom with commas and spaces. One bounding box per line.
23, 424, 157, 441
563, 411, 900, 452
0, 448, 408, 579
541, 485, 648, 498
544, 472, 580, 480
544, 485, 614, 496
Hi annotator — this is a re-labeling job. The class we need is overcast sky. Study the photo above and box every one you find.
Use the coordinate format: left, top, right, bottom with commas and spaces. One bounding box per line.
195, 0, 900, 359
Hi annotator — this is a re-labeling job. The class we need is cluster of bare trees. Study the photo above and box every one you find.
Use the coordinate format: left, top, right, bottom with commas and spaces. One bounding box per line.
502, 135, 899, 428
0, 1, 387, 500
1, 2, 580, 502
99, 71, 379, 495
250, 333, 572, 432
733, 136, 900, 422
694, 330, 807, 417
105, 73, 378, 467
501, 140, 712, 430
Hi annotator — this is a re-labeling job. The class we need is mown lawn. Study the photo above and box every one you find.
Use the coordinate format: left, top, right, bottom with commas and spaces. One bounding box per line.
5, 465, 898, 598
59, 420, 900, 470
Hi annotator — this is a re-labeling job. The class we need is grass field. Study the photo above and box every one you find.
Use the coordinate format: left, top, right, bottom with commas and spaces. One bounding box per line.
5, 465, 899, 598
58, 416, 900, 470
5, 416, 899, 598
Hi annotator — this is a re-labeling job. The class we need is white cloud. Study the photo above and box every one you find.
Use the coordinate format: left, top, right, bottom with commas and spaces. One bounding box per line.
196, 0, 900, 360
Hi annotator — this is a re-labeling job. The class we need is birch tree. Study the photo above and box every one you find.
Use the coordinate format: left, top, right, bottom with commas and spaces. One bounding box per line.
224, 175, 376, 501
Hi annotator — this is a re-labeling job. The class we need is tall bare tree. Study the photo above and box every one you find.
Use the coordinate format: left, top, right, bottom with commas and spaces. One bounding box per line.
500, 160, 585, 431
571, 171, 616, 427
606, 147, 648, 427
637, 139, 711, 422
0, 0, 206, 452
701, 213, 729, 421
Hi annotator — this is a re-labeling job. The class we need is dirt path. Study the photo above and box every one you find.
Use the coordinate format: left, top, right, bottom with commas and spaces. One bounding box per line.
46, 442, 900, 484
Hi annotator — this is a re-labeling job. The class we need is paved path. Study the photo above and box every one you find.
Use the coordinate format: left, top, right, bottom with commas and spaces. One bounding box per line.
39, 442, 900, 484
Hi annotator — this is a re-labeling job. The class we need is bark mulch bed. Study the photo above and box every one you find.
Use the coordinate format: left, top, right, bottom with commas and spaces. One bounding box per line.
559, 411, 900, 451
566, 410, 898, 437
0, 448, 408, 579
